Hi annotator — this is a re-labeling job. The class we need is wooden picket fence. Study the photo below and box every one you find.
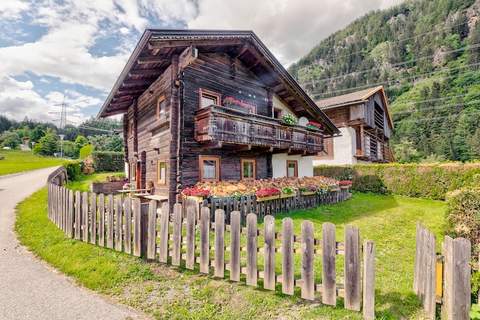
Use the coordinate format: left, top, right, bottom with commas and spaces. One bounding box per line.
47, 182, 375, 319
414, 223, 471, 320
206, 188, 351, 220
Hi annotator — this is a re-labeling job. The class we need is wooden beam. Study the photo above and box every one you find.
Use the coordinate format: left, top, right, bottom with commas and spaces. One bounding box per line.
117, 88, 146, 95
148, 39, 244, 50
122, 79, 151, 87
128, 69, 162, 77
137, 56, 168, 65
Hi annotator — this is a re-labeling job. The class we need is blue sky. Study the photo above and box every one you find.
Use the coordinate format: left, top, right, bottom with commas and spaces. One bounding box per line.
0, 0, 402, 125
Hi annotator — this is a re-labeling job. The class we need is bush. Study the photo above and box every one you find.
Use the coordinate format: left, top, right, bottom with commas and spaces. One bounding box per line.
314, 163, 480, 200
91, 151, 124, 172
446, 187, 480, 257
64, 161, 82, 181
79, 144, 93, 160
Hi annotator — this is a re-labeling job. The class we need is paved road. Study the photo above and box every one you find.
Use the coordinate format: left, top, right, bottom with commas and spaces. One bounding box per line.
0, 167, 145, 320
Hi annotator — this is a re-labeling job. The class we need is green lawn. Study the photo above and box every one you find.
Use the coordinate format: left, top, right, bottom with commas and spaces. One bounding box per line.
16, 191, 446, 319
0, 150, 65, 176
66, 172, 125, 192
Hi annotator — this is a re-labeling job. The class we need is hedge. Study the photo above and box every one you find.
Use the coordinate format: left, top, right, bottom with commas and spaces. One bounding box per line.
91, 151, 124, 172
314, 163, 480, 200
64, 160, 82, 181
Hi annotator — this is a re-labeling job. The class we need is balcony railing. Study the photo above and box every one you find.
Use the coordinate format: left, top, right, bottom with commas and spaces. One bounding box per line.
195, 105, 324, 154
356, 130, 394, 162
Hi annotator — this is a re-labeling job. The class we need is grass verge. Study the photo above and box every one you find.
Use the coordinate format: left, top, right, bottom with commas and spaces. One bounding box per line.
16, 189, 446, 319
0, 150, 65, 176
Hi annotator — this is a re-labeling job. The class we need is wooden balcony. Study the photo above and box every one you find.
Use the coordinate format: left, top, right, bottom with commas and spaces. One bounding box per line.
355, 130, 394, 162
194, 105, 324, 155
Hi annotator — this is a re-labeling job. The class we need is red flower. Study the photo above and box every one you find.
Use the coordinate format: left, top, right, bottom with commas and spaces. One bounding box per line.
182, 187, 210, 197
339, 180, 352, 186
307, 121, 323, 129
255, 188, 281, 198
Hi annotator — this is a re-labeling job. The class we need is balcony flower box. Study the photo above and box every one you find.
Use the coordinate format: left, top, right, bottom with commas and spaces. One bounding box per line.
339, 180, 352, 189
256, 195, 280, 202
256, 188, 281, 202
182, 187, 210, 202
280, 187, 296, 199
301, 191, 316, 196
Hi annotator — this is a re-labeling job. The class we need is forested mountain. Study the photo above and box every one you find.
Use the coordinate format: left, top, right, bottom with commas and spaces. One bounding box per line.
289, 0, 480, 161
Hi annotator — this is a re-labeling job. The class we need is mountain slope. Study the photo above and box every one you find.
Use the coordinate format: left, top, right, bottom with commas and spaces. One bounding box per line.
289, 0, 480, 161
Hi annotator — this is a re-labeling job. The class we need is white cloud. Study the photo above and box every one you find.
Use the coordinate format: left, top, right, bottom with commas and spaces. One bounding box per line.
0, 0, 30, 20
189, 0, 403, 66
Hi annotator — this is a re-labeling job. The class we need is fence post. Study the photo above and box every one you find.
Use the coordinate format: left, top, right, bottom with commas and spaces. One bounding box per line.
199, 207, 210, 274
172, 203, 183, 266
246, 213, 258, 287
281, 217, 294, 295
301, 220, 314, 300
414, 223, 424, 295
230, 211, 241, 282
115, 196, 124, 252
443, 236, 471, 320
74, 191, 81, 240
322, 222, 336, 306
98, 194, 105, 247
214, 209, 225, 278
423, 231, 436, 319
89, 193, 97, 245
106, 194, 114, 249
185, 203, 196, 270
344, 225, 361, 311
158, 202, 169, 263
67, 189, 74, 238
263, 215, 275, 290
123, 197, 132, 254
132, 198, 141, 257
147, 200, 157, 260
82, 192, 89, 242
363, 240, 375, 320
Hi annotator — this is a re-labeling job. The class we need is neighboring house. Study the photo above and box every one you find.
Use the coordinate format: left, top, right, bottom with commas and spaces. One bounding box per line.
98, 29, 339, 204
314, 86, 394, 165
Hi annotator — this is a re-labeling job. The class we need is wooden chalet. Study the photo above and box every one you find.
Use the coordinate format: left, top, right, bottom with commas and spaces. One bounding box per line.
315, 86, 394, 164
98, 29, 339, 204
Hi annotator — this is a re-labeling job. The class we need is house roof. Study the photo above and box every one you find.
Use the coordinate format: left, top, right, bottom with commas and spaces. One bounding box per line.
316, 86, 393, 128
97, 29, 339, 135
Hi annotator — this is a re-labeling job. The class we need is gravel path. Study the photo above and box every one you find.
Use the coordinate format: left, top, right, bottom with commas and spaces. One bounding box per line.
0, 167, 146, 320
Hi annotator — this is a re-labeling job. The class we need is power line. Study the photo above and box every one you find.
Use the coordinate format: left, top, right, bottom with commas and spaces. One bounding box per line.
393, 109, 480, 123
299, 43, 480, 87
295, 13, 471, 67
392, 99, 480, 115
310, 63, 480, 98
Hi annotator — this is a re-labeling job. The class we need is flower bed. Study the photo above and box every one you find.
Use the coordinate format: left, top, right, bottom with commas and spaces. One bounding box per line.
188, 176, 340, 199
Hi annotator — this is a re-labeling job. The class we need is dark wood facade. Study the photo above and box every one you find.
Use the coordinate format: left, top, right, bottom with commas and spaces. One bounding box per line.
99, 30, 339, 205
316, 87, 394, 163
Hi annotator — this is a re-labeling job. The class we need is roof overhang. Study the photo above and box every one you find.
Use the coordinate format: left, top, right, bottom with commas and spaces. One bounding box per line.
97, 29, 339, 135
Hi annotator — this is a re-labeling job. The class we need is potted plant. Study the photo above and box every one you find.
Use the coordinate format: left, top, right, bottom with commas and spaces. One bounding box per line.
299, 185, 317, 196
182, 186, 211, 202
306, 121, 322, 131
339, 180, 353, 189
280, 186, 296, 198
255, 187, 281, 202
282, 113, 297, 126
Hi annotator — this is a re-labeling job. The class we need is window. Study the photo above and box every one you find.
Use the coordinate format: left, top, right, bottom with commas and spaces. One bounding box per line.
286, 160, 298, 178
199, 88, 220, 108
199, 155, 220, 181
130, 162, 136, 181
157, 161, 167, 184
156, 95, 166, 119
273, 107, 282, 119
241, 159, 256, 180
